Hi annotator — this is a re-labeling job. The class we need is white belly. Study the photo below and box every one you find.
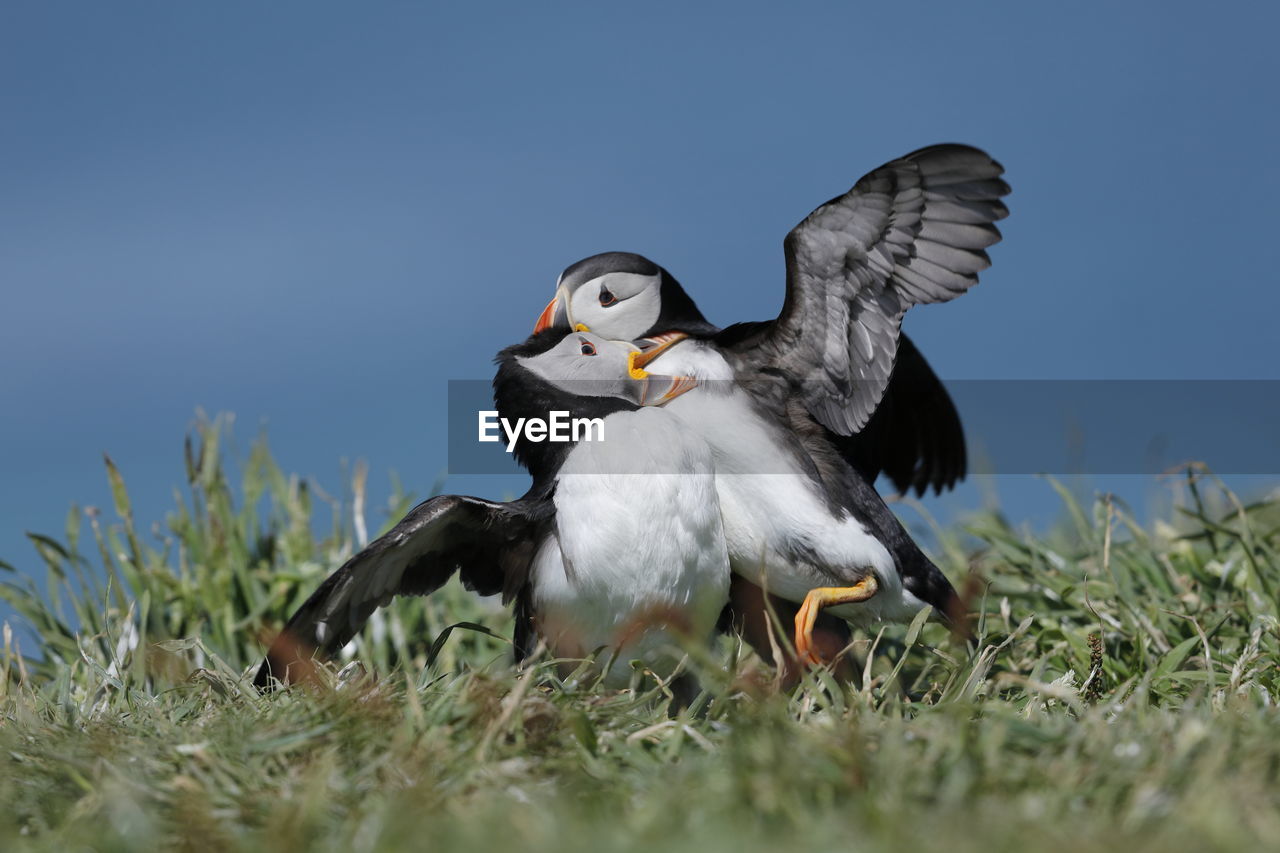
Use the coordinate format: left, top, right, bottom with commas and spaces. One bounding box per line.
651, 341, 921, 625
532, 408, 730, 686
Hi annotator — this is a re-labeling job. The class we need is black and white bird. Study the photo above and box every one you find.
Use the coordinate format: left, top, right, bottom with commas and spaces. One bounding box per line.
531, 144, 1009, 659
255, 331, 729, 693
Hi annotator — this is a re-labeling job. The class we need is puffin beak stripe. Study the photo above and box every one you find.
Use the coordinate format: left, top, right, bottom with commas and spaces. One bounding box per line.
629, 332, 689, 373
641, 374, 699, 406
533, 297, 557, 333
533, 285, 571, 333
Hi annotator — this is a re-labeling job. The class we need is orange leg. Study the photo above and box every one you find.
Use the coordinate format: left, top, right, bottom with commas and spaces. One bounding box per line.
794, 576, 879, 666
730, 575, 853, 685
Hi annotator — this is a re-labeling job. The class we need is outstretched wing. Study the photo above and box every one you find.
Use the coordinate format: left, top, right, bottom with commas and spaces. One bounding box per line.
254, 493, 545, 688
722, 144, 1008, 436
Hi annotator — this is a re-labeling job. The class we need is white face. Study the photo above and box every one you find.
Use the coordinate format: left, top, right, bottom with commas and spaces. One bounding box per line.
517, 331, 698, 408
517, 332, 639, 402
566, 272, 662, 340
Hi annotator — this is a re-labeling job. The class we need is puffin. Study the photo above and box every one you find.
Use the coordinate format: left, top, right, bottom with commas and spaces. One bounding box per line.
531, 144, 1009, 660
255, 330, 729, 698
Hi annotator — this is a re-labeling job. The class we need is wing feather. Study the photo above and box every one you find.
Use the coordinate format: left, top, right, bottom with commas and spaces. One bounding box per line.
834, 335, 967, 496
921, 197, 1009, 224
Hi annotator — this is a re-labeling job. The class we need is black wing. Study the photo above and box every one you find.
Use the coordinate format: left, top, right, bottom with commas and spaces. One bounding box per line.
720, 144, 1008, 436
833, 335, 966, 496
254, 493, 545, 688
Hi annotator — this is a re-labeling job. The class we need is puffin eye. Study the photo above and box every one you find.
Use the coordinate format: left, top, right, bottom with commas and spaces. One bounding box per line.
580, 341, 597, 356
598, 286, 617, 306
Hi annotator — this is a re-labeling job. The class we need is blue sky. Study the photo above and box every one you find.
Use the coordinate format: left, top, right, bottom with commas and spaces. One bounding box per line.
3, 1, 1278, 597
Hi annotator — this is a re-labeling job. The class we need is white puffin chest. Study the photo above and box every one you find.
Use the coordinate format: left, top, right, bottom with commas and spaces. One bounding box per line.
533, 407, 730, 684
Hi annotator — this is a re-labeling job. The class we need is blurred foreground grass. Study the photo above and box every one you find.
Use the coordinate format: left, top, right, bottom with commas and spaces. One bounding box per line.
2, 416, 1279, 852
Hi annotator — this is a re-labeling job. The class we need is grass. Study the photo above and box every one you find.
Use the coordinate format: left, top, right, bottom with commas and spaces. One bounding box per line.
2, 415, 1279, 851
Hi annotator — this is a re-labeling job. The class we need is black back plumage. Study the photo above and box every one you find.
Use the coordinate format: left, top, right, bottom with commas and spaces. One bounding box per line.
653, 266, 719, 337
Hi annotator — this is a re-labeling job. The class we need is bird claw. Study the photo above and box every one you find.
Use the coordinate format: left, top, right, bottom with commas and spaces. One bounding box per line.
792, 576, 879, 668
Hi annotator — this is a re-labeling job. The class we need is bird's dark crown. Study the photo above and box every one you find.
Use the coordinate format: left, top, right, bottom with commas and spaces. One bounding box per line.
560, 251, 718, 337
559, 251, 660, 289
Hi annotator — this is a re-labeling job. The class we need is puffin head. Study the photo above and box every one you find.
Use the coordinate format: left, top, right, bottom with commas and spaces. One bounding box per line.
493, 329, 696, 471
533, 252, 712, 340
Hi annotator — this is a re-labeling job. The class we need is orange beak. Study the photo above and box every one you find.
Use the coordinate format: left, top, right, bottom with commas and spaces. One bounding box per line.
624, 333, 696, 406
641, 374, 699, 406
627, 332, 689, 375
533, 286, 570, 333
534, 295, 558, 333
